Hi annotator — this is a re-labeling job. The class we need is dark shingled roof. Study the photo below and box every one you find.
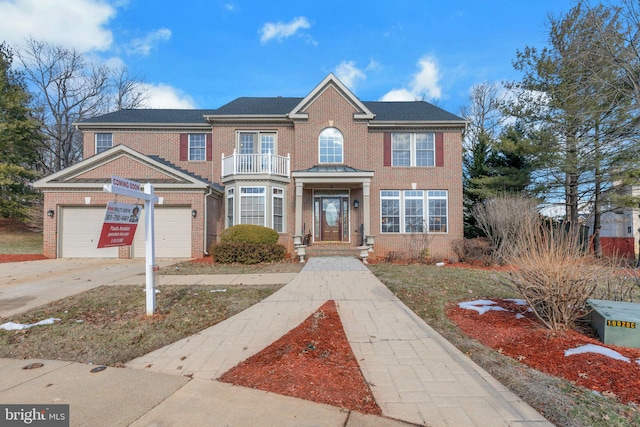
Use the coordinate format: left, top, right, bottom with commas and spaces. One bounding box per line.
148, 155, 223, 191
79, 109, 218, 124
79, 98, 464, 124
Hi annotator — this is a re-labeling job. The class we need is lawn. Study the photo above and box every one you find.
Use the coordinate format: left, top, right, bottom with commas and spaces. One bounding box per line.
368, 262, 640, 427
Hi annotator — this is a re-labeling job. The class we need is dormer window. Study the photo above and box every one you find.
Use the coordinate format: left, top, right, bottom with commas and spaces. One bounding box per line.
319, 127, 343, 164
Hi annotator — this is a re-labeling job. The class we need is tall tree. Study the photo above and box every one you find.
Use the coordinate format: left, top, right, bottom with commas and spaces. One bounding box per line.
16, 38, 149, 174
508, 1, 639, 255
0, 43, 42, 220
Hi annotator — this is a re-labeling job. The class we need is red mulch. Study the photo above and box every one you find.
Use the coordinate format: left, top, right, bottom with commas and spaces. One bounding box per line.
0, 254, 47, 263
447, 299, 640, 405
219, 300, 382, 415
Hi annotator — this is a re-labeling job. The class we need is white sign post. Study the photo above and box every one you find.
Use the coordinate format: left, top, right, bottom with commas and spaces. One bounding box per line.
104, 176, 159, 316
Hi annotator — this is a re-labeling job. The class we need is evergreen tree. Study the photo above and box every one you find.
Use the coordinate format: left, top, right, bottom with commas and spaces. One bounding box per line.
0, 42, 42, 220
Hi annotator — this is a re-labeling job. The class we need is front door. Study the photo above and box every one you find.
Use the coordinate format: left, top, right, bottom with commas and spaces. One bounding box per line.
321, 198, 342, 241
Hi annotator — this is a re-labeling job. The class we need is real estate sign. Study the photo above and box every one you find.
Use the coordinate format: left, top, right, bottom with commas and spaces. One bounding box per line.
97, 200, 141, 248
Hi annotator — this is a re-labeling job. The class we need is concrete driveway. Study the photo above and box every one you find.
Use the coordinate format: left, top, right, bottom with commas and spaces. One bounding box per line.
0, 258, 183, 320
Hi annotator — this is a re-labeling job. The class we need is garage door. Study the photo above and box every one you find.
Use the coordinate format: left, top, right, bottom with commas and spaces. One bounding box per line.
60, 207, 118, 258
132, 207, 192, 258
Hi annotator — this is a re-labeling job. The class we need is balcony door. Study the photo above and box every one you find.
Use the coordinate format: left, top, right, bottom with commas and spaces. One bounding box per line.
239, 132, 276, 173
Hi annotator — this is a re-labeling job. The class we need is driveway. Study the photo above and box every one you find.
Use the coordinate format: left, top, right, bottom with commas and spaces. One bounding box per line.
0, 258, 183, 320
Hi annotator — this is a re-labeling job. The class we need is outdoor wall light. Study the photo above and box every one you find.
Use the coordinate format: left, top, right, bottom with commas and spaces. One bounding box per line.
191, 209, 197, 218
353, 200, 359, 209
47, 209, 54, 218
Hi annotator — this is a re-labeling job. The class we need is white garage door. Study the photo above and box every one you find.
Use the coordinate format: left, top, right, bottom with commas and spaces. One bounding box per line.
132, 207, 192, 258
60, 206, 118, 258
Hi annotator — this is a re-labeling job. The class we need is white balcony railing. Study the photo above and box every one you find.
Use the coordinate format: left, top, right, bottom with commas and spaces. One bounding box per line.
221, 150, 290, 178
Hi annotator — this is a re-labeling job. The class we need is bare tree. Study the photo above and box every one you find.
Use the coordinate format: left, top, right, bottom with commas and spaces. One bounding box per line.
109, 65, 149, 111
16, 38, 149, 174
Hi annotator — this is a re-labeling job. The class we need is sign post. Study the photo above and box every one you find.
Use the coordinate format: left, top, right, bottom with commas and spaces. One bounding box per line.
103, 176, 159, 315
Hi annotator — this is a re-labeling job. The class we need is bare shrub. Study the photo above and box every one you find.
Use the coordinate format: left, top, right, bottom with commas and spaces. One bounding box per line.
452, 238, 493, 265
408, 224, 434, 262
471, 195, 539, 264
591, 257, 640, 302
498, 221, 608, 331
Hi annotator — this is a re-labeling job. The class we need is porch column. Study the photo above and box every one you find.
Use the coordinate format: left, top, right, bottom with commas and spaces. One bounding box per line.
363, 181, 371, 236
295, 181, 304, 236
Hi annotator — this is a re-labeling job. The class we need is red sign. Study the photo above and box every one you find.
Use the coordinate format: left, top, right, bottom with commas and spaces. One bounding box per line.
97, 201, 141, 248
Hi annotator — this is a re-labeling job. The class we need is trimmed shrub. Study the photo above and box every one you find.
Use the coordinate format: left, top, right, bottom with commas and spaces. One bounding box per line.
220, 224, 279, 245
212, 242, 285, 264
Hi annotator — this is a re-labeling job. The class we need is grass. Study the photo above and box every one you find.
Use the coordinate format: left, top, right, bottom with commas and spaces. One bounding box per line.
0, 232, 42, 254
0, 284, 282, 366
368, 263, 640, 427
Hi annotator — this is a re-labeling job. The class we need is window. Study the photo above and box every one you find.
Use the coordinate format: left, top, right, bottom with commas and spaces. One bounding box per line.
240, 187, 265, 226
226, 188, 234, 227
96, 133, 112, 154
392, 133, 434, 167
319, 128, 343, 163
238, 131, 277, 154
272, 188, 284, 233
381, 190, 448, 233
189, 134, 206, 161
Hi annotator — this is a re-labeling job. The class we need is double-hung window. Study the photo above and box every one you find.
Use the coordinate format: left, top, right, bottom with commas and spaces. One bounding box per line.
272, 188, 284, 233
392, 132, 435, 167
189, 134, 206, 161
96, 133, 113, 154
226, 188, 235, 227
381, 190, 448, 233
240, 187, 266, 226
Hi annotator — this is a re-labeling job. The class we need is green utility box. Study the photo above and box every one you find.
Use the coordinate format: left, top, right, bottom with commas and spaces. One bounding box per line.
585, 299, 640, 349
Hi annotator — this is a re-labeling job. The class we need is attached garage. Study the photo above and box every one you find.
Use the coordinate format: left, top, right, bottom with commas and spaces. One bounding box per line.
60, 206, 118, 258
35, 146, 222, 260
132, 207, 192, 258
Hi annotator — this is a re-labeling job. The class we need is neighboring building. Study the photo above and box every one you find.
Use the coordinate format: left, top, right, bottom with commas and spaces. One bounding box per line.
588, 185, 639, 259
34, 74, 466, 260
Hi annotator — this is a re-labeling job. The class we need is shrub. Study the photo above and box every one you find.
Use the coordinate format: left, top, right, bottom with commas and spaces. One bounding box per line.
497, 220, 607, 331
471, 195, 540, 265
212, 242, 285, 264
452, 238, 493, 265
220, 224, 279, 245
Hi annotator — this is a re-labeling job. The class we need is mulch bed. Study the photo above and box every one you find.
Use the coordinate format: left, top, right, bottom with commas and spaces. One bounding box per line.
218, 300, 382, 415
0, 254, 47, 263
447, 299, 640, 405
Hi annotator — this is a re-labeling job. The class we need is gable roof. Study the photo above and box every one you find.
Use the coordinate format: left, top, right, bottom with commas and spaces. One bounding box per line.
34, 145, 222, 192
75, 74, 466, 127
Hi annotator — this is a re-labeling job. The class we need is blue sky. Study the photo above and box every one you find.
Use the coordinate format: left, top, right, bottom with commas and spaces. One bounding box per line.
0, 0, 578, 114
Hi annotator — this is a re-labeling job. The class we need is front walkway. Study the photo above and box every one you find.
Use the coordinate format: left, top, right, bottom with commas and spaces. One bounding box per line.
127, 257, 552, 426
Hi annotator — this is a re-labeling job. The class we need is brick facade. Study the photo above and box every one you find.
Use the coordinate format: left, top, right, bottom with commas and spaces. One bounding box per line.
36, 74, 465, 261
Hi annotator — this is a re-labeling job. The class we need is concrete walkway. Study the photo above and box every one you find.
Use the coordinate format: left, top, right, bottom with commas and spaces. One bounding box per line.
0, 257, 553, 426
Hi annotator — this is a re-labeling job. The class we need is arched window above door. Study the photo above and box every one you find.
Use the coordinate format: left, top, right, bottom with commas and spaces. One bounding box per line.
318, 127, 343, 164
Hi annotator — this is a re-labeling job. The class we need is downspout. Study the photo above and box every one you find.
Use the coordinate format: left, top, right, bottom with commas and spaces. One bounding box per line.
203, 186, 214, 256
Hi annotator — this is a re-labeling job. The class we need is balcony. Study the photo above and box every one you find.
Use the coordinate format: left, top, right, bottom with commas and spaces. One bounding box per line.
221, 150, 290, 178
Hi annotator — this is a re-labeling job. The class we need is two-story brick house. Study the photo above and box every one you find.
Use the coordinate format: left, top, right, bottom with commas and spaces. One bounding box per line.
35, 74, 466, 261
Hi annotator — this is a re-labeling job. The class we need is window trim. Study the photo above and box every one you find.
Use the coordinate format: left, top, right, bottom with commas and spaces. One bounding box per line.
236, 131, 278, 154
272, 187, 285, 233
188, 133, 206, 161
380, 190, 448, 234
95, 133, 113, 154
239, 186, 266, 226
318, 127, 344, 164
226, 188, 235, 228
391, 132, 435, 167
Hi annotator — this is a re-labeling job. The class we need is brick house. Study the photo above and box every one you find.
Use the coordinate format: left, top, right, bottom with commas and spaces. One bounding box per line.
34, 74, 466, 261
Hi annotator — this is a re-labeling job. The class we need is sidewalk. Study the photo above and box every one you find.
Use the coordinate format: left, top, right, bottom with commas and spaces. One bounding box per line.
0, 257, 553, 426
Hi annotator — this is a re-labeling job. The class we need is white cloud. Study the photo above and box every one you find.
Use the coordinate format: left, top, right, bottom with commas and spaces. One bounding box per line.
335, 61, 366, 91
126, 28, 172, 56
259, 16, 311, 44
380, 55, 443, 101
0, 0, 115, 52
142, 83, 196, 109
